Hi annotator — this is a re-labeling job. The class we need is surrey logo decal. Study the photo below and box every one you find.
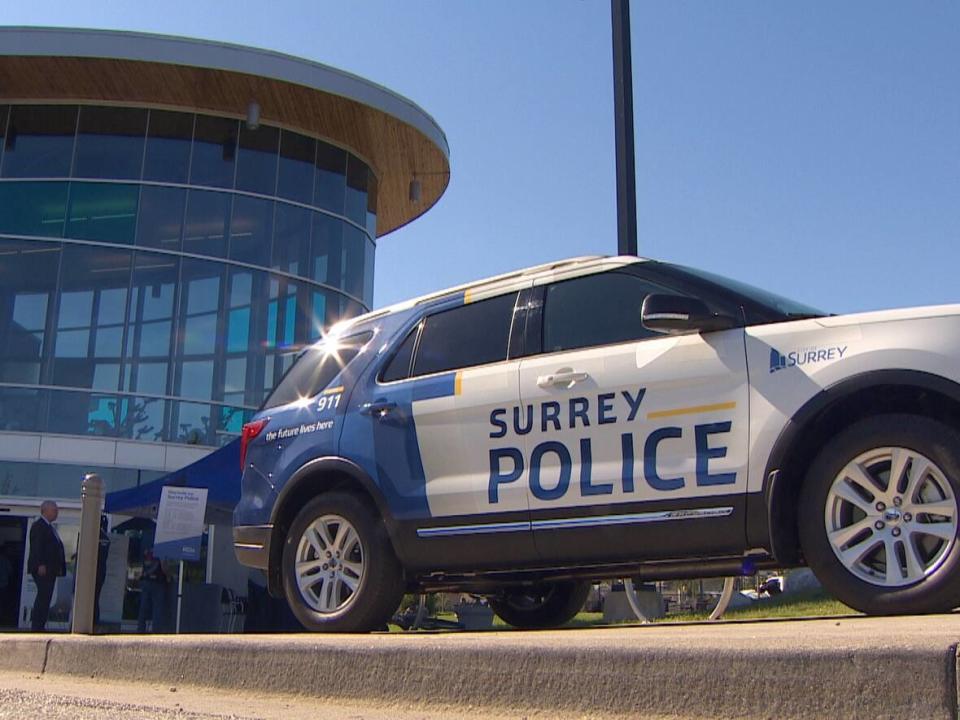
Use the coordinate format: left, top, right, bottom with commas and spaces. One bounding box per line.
770, 345, 848, 373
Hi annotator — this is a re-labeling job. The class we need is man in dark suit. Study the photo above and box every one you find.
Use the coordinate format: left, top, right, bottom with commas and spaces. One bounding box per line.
28, 500, 66, 631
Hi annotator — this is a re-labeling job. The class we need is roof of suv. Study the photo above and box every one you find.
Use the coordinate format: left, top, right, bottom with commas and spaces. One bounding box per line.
331, 255, 648, 336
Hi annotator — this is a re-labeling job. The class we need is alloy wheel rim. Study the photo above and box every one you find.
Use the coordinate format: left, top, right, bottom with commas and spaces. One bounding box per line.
295, 514, 364, 613
825, 447, 958, 588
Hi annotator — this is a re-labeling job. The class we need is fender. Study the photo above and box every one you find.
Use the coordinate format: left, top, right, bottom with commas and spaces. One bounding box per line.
749, 369, 960, 560
270, 455, 396, 528
265, 456, 399, 596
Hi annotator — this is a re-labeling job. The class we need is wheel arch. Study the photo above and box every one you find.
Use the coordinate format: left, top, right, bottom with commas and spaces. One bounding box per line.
265, 457, 398, 596
753, 369, 960, 565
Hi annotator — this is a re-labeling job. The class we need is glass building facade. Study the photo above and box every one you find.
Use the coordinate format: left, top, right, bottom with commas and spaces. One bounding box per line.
0, 104, 379, 492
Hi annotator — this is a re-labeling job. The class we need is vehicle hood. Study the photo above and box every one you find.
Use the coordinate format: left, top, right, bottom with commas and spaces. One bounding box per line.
816, 303, 960, 328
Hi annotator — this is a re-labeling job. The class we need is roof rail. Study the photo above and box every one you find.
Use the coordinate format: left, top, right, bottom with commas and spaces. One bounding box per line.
331, 255, 610, 334
408, 255, 607, 308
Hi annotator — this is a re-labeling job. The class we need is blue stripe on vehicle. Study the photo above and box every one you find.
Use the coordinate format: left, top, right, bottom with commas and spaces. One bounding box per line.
410, 372, 458, 401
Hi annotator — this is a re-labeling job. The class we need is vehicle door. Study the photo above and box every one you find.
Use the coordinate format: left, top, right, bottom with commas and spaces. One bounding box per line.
516, 267, 750, 564
342, 290, 537, 571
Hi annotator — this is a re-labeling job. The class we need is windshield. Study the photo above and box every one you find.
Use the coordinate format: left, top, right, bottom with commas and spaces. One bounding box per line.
668, 263, 827, 318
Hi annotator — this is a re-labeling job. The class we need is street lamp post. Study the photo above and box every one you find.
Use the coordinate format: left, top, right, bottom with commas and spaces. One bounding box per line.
612, 0, 638, 256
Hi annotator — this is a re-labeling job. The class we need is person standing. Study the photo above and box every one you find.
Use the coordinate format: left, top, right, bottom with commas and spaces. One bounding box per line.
28, 500, 66, 631
137, 548, 167, 633
0, 542, 13, 626
93, 515, 110, 628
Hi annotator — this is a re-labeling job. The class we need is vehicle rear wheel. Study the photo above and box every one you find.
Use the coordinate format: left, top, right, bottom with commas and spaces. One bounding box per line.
488, 581, 591, 629
798, 414, 960, 615
281, 491, 403, 632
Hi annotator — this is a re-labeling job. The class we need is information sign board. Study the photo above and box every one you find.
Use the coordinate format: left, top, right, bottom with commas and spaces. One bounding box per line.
153, 487, 208, 561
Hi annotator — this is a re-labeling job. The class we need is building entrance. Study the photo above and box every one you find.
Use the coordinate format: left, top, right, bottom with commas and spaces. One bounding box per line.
0, 500, 80, 630
0, 515, 27, 629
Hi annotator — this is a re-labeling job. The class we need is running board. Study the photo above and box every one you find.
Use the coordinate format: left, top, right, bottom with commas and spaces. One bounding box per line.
412, 555, 784, 593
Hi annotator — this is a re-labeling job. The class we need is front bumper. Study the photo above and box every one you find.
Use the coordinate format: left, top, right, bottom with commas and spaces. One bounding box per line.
233, 524, 273, 569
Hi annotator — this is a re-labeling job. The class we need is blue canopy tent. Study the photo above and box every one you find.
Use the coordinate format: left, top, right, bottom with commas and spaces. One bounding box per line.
105, 439, 241, 525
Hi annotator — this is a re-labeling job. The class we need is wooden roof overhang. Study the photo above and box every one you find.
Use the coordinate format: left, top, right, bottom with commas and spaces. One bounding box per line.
0, 28, 450, 237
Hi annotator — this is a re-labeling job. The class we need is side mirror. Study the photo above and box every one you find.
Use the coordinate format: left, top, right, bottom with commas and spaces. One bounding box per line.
641, 294, 738, 335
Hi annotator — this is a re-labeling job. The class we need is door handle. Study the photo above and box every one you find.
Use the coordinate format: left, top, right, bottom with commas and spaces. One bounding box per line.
536, 369, 589, 389
360, 400, 398, 418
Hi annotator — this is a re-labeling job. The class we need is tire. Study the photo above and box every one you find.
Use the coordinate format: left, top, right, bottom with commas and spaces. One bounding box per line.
798, 414, 960, 615
281, 491, 404, 632
488, 581, 591, 629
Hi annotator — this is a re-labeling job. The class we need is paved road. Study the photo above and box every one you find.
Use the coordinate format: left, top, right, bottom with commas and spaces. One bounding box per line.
0, 671, 568, 720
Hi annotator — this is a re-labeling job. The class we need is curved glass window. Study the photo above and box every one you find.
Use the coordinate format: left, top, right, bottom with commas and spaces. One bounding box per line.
67, 182, 139, 244
0, 103, 378, 449
183, 189, 230, 258
191, 115, 238, 189
137, 186, 185, 250
144, 111, 193, 184
314, 143, 346, 214
236, 125, 279, 196
229, 195, 273, 267
0, 182, 67, 237
74, 107, 146, 180
278, 130, 315, 205
2, 105, 77, 178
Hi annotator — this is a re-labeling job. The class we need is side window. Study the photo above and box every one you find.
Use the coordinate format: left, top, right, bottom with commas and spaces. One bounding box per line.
412, 293, 518, 377
542, 272, 667, 353
380, 324, 418, 382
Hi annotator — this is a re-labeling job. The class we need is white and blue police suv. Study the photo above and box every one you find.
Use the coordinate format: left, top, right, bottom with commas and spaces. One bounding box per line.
233, 256, 960, 632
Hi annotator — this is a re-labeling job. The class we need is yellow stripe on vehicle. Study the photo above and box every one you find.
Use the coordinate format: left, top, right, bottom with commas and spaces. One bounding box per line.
454, 372, 463, 396
322, 386, 345, 395
646, 401, 737, 419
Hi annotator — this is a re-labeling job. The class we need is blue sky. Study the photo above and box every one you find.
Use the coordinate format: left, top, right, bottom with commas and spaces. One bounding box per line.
4, 2, 958, 313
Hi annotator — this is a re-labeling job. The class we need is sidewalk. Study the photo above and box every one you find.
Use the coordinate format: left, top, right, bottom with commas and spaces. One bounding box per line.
2, 615, 958, 719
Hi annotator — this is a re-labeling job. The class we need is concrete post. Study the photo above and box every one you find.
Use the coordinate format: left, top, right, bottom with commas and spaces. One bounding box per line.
71, 473, 104, 634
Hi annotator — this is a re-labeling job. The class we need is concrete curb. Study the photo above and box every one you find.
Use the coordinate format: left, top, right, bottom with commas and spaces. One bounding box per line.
2, 616, 959, 719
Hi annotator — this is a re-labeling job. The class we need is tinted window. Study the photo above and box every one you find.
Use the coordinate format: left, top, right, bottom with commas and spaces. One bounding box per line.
314, 142, 346, 213
143, 110, 193, 183
0, 182, 68, 237
365, 173, 378, 238
66, 183, 139, 244
342, 225, 366, 299
191, 115, 237, 188
136, 186, 185, 250
543, 272, 664, 353
183, 189, 230, 258
263, 332, 372, 409
73, 106, 146, 180
235, 124, 279, 195
0, 105, 8, 169
229, 195, 273, 267
413, 293, 517, 376
277, 130, 315, 204
344, 155, 368, 226
310, 213, 342, 285
380, 325, 418, 382
1, 105, 77, 178
271, 204, 311, 276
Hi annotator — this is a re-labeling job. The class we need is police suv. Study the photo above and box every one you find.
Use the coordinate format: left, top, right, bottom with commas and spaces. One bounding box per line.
233, 256, 960, 632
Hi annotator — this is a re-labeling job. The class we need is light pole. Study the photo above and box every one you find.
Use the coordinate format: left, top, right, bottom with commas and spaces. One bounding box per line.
612, 0, 637, 256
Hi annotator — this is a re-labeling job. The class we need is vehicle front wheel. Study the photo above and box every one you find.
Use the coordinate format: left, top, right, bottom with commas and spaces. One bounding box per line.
281, 491, 404, 632
798, 414, 960, 615
488, 581, 591, 629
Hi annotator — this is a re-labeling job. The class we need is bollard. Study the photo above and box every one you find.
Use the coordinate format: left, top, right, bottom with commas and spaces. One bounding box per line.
72, 473, 104, 634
